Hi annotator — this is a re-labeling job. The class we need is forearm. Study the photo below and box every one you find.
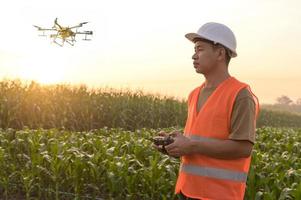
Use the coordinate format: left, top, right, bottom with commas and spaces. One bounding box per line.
190, 139, 253, 160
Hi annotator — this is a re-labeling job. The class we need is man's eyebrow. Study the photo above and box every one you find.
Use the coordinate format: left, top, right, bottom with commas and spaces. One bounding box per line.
194, 44, 205, 49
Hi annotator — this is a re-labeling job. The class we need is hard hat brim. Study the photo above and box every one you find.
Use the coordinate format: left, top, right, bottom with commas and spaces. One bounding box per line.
185, 33, 237, 57
185, 33, 212, 43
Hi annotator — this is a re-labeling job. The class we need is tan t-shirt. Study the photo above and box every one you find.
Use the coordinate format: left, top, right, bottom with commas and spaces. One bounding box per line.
196, 87, 256, 144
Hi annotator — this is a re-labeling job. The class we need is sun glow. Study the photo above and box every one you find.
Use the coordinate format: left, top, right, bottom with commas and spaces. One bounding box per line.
17, 52, 67, 84
0, 0, 301, 103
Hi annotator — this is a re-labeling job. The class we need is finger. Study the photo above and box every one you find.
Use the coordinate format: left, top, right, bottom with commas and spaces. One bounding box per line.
168, 130, 176, 135
152, 144, 168, 155
169, 131, 181, 137
164, 142, 175, 151
152, 144, 162, 150
167, 150, 179, 157
158, 131, 167, 136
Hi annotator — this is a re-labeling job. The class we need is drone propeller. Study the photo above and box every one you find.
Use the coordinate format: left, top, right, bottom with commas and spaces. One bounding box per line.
75, 31, 93, 35
33, 25, 42, 30
69, 22, 89, 29
84, 31, 93, 35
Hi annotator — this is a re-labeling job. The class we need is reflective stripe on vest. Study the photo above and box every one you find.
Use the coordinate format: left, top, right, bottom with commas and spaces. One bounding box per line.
183, 134, 248, 182
180, 163, 248, 182
187, 134, 221, 142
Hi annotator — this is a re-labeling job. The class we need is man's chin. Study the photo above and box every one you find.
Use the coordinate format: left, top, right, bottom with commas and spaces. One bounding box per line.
195, 68, 204, 74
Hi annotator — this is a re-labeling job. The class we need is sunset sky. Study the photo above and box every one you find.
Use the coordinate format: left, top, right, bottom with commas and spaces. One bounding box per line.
0, 0, 300, 104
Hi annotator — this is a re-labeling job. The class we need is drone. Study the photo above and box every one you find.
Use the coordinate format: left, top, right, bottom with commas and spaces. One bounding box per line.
33, 18, 93, 46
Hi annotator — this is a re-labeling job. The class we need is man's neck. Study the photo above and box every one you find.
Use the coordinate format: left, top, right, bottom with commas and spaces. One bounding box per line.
204, 72, 231, 88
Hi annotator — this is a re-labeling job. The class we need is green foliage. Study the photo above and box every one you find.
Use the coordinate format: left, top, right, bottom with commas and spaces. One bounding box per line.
257, 109, 301, 128
0, 127, 180, 200
0, 127, 300, 199
0, 79, 300, 199
1, 80, 301, 131
246, 127, 301, 200
262, 102, 301, 115
0, 80, 186, 131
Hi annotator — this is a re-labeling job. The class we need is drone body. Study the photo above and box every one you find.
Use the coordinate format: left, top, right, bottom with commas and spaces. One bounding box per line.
34, 18, 93, 46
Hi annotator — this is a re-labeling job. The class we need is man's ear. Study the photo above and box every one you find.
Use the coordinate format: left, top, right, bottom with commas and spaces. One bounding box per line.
217, 47, 226, 61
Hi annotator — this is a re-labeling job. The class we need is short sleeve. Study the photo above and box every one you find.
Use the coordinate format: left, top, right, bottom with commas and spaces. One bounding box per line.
229, 88, 256, 144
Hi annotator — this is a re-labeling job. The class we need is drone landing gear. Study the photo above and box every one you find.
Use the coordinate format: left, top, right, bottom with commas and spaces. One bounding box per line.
52, 37, 75, 47
66, 40, 75, 46
83, 33, 92, 41
53, 40, 63, 47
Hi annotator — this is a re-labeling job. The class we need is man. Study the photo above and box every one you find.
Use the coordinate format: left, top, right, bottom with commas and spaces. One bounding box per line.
154, 22, 259, 200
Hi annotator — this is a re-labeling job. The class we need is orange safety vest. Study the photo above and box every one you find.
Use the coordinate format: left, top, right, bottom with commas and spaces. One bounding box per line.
175, 76, 259, 200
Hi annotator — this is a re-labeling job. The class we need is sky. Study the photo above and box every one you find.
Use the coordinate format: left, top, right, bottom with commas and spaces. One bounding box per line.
0, 0, 301, 104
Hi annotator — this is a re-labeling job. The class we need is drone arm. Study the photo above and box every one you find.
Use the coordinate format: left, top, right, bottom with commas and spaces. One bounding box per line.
33, 25, 56, 31
69, 25, 82, 29
69, 22, 88, 29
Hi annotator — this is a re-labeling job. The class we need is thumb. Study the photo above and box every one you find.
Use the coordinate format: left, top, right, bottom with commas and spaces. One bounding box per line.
169, 130, 182, 137
158, 130, 167, 136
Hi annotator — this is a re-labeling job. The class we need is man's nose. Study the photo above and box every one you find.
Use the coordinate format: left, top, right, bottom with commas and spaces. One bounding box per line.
192, 52, 198, 60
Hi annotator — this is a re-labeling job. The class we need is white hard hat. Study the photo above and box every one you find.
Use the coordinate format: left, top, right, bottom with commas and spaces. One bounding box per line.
185, 22, 237, 57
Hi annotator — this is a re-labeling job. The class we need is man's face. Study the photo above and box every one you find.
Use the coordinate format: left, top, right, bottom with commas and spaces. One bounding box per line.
192, 40, 219, 75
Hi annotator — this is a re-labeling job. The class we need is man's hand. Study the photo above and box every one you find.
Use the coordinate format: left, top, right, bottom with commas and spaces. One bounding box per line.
153, 130, 254, 159
164, 131, 193, 157
152, 130, 169, 155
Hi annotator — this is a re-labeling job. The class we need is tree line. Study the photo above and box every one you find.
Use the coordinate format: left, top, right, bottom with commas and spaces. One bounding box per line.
262, 95, 301, 114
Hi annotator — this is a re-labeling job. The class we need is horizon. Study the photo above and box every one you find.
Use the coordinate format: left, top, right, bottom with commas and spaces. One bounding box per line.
0, 77, 298, 105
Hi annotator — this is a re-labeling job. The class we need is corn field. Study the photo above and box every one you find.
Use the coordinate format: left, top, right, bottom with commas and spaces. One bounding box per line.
0, 80, 186, 131
0, 127, 179, 200
0, 80, 300, 199
0, 80, 301, 131
0, 127, 300, 199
